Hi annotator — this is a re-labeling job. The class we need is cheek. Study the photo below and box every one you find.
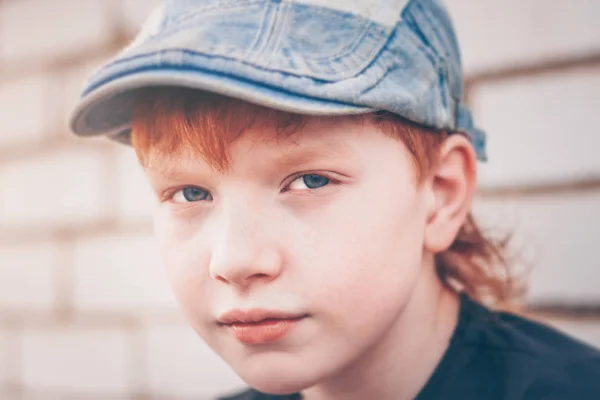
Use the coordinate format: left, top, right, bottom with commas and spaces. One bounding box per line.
302, 180, 427, 333
154, 209, 212, 323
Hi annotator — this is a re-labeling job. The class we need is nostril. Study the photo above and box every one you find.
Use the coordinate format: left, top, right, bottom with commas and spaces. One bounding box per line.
209, 248, 284, 287
213, 272, 271, 286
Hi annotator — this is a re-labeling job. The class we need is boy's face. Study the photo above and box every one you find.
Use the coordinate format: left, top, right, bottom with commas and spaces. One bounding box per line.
147, 116, 434, 393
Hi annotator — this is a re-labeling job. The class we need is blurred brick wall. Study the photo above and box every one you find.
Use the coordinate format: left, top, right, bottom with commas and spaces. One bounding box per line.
0, 0, 599, 399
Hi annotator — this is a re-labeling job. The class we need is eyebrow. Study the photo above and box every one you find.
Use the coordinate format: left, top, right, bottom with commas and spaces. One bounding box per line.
145, 137, 356, 182
269, 139, 355, 169
144, 155, 216, 184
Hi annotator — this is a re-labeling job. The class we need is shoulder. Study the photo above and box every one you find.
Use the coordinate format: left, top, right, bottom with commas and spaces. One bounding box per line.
217, 388, 254, 400
457, 295, 600, 396
217, 388, 261, 400
459, 295, 600, 364
217, 388, 298, 400
523, 356, 600, 399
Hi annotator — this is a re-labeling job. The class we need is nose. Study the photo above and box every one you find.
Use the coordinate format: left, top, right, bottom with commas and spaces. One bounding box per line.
208, 205, 284, 289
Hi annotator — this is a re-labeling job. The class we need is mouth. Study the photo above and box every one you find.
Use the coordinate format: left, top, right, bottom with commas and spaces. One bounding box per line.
217, 309, 308, 345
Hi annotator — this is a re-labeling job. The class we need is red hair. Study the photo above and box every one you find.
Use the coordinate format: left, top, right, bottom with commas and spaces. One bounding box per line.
131, 87, 523, 307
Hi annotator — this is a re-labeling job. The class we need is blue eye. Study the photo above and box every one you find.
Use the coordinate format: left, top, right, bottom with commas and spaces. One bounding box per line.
288, 174, 330, 191
172, 187, 212, 203
304, 174, 330, 188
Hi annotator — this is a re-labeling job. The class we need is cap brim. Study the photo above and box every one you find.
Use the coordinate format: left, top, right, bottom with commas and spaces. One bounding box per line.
69, 67, 373, 143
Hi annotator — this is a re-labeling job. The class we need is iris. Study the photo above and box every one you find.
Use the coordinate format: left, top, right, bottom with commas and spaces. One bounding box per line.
182, 187, 210, 201
302, 174, 329, 189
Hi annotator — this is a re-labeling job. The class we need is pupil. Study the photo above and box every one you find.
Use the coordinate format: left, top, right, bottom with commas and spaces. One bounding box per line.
303, 174, 329, 189
183, 187, 209, 201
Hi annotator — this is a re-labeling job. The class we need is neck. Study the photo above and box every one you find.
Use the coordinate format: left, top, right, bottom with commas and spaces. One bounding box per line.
301, 255, 460, 400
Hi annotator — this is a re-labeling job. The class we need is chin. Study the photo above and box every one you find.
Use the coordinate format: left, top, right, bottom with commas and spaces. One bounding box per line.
236, 361, 318, 395
244, 376, 311, 395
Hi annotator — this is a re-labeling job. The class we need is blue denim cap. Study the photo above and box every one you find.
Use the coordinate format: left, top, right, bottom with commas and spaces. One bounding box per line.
69, 0, 487, 161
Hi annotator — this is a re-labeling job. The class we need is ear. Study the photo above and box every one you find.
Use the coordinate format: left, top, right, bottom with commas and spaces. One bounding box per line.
423, 134, 477, 253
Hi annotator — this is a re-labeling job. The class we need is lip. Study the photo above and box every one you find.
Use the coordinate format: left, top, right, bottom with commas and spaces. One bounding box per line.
218, 309, 307, 345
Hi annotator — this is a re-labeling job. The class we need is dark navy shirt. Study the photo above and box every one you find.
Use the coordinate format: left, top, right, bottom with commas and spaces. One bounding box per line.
219, 294, 600, 400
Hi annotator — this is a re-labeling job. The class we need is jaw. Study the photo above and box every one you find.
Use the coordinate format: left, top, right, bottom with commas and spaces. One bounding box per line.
300, 258, 459, 400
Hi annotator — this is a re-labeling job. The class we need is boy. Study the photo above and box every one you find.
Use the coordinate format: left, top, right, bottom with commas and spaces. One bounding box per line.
69, 0, 600, 398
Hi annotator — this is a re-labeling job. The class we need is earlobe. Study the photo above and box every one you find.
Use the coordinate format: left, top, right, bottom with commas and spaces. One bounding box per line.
423, 134, 477, 253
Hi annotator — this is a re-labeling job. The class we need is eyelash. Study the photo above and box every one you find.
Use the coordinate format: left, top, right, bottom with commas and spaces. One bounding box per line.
163, 172, 339, 203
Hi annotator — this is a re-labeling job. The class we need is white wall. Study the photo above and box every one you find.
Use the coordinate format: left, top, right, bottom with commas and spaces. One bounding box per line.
0, 0, 599, 398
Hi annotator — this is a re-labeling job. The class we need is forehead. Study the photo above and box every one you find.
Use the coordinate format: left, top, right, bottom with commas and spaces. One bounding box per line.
144, 115, 368, 175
